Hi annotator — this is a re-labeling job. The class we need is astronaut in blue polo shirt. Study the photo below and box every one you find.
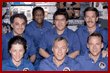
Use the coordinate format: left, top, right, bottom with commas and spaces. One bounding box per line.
2, 14, 36, 63
2, 36, 35, 71
75, 7, 108, 55
39, 9, 80, 59
75, 33, 108, 71
38, 36, 82, 71
24, 7, 54, 70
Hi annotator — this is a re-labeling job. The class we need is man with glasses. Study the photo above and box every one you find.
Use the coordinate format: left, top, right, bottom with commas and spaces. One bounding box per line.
39, 9, 80, 59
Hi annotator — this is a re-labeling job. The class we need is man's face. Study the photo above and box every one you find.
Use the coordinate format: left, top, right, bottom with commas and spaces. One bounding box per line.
33, 9, 44, 24
52, 40, 68, 61
11, 17, 25, 36
10, 43, 25, 62
54, 15, 68, 31
84, 11, 98, 28
87, 36, 103, 56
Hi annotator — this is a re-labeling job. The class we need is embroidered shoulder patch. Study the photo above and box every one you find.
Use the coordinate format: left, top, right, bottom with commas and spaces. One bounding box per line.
99, 62, 106, 69
63, 67, 70, 71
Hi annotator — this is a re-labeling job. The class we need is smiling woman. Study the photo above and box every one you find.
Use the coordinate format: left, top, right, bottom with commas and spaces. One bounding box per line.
2, 36, 35, 71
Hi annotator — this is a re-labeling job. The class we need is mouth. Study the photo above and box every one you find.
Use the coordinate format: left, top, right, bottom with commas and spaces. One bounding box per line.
18, 30, 23, 34
37, 19, 43, 22
57, 54, 63, 56
92, 50, 98, 52
87, 21, 93, 23
18, 29, 24, 32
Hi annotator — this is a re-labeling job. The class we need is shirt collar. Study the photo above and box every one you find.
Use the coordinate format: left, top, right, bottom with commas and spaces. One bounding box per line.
10, 57, 24, 67
53, 27, 67, 35
95, 23, 100, 32
85, 52, 102, 61
11, 30, 25, 38
48, 54, 69, 64
10, 30, 14, 38
83, 23, 100, 32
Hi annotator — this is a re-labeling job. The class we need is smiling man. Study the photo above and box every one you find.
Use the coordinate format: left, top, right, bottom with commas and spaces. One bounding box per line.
75, 7, 108, 55
24, 7, 54, 70
39, 9, 80, 59
2, 14, 36, 63
75, 33, 108, 71
38, 36, 82, 71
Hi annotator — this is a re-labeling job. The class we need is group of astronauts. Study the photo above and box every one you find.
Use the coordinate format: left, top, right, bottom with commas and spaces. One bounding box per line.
2, 6, 108, 71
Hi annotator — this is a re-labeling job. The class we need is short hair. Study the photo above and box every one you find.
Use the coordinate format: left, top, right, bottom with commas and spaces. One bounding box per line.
32, 7, 44, 16
83, 7, 99, 17
53, 9, 69, 21
10, 13, 27, 25
53, 36, 68, 47
8, 36, 27, 53
87, 32, 103, 43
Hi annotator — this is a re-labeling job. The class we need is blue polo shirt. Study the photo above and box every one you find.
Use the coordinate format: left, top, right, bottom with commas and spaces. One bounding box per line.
75, 24, 108, 54
2, 30, 36, 60
2, 57, 35, 71
25, 20, 53, 70
25, 20, 53, 50
38, 55, 83, 71
75, 52, 108, 71
39, 27, 80, 55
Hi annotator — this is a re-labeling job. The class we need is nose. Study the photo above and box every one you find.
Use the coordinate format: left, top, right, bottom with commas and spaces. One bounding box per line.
19, 25, 22, 28
93, 45, 97, 49
89, 17, 92, 21
58, 48, 62, 53
57, 20, 62, 25
38, 16, 41, 18
16, 51, 20, 56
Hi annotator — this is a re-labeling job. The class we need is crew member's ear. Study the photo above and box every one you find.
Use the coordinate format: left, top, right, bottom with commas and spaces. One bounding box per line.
32, 15, 34, 20
52, 47, 54, 52
66, 20, 68, 26
101, 43, 104, 49
11, 24, 13, 28
87, 43, 90, 49
66, 48, 69, 53
9, 50, 12, 54
96, 17, 99, 22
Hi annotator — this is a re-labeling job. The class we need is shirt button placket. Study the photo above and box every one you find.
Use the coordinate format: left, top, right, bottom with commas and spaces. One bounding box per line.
92, 61, 95, 67
41, 29, 42, 34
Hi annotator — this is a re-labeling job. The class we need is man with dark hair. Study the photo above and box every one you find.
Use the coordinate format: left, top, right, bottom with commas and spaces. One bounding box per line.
75, 33, 108, 71
2, 36, 35, 71
38, 36, 82, 71
2, 13, 36, 63
24, 6, 54, 70
39, 9, 80, 59
75, 7, 108, 55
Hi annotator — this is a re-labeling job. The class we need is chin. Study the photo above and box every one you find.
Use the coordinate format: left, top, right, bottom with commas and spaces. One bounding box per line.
57, 28, 64, 31
56, 56, 65, 61
13, 57, 22, 62
91, 52, 99, 56
15, 58, 22, 62
18, 32, 23, 35
88, 25, 94, 28
57, 58, 64, 61
38, 21, 43, 24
